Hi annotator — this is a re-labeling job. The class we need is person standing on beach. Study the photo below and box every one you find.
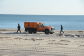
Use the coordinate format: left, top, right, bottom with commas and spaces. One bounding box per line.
60, 25, 64, 34
17, 24, 21, 33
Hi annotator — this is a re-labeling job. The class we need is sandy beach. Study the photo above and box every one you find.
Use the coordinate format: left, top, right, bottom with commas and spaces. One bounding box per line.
0, 29, 84, 56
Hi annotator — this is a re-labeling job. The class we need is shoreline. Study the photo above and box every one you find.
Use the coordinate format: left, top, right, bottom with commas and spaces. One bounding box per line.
0, 28, 84, 31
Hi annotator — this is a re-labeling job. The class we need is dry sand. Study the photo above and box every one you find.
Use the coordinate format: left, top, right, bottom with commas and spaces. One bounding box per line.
0, 29, 84, 56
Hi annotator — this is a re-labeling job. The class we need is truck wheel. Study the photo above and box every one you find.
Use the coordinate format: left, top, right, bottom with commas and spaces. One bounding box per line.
45, 29, 49, 34
33, 31, 37, 33
28, 30, 32, 34
50, 32, 53, 34
29, 31, 32, 34
33, 29, 37, 33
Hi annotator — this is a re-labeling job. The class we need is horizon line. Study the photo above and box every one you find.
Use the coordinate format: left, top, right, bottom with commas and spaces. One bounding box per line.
0, 14, 84, 16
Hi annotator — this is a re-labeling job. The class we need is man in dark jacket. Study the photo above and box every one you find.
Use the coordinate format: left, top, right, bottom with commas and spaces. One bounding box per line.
17, 24, 21, 33
60, 25, 64, 34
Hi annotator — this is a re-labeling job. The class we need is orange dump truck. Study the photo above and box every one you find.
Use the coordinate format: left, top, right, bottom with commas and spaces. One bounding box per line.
24, 22, 54, 34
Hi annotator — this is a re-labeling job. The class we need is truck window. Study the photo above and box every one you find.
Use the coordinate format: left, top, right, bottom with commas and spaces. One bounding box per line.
39, 24, 44, 27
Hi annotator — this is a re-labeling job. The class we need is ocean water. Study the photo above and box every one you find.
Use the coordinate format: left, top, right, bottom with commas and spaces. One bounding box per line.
0, 14, 84, 30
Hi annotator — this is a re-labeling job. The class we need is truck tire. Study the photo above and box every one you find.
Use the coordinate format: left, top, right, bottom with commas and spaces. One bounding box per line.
27, 28, 32, 34
33, 31, 37, 33
33, 29, 37, 33
28, 30, 32, 34
50, 32, 53, 34
33, 30, 37, 33
45, 29, 49, 34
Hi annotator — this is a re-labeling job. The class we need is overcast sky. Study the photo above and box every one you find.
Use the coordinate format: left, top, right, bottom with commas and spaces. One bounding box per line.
0, 0, 84, 15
